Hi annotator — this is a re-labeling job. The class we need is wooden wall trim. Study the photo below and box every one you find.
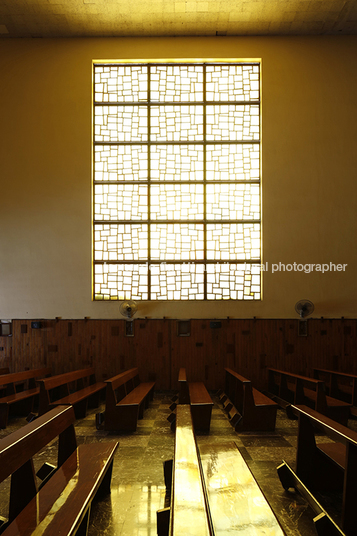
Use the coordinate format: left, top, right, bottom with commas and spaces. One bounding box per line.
0, 319, 356, 391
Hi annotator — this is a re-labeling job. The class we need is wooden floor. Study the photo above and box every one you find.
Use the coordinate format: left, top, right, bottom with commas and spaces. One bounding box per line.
1, 392, 353, 536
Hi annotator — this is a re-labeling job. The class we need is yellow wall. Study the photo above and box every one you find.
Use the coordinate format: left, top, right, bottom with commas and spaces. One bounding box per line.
1, 36, 356, 319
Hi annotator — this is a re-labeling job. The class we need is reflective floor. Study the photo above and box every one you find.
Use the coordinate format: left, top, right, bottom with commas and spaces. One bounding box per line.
0, 392, 351, 535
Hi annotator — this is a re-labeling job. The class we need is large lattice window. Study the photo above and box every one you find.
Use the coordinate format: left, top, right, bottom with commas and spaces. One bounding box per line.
93, 63, 261, 300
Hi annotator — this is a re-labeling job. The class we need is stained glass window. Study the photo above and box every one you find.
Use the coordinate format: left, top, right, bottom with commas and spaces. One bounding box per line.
93, 63, 261, 300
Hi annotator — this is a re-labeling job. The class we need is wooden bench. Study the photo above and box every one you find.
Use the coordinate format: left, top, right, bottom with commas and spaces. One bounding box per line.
200, 441, 286, 535
313, 368, 357, 417
221, 368, 278, 431
157, 404, 213, 536
267, 368, 351, 425
37, 367, 106, 418
103, 367, 155, 431
159, 404, 285, 536
0, 367, 51, 428
188, 382, 213, 432
168, 369, 213, 432
0, 404, 118, 536
277, 404, 357, 536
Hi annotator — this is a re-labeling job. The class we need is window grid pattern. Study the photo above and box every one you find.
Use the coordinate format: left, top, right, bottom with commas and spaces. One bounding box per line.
93, 63, 261, 301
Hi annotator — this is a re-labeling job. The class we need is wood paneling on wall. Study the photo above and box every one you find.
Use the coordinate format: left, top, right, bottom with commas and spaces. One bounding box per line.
0, 319, 356, 391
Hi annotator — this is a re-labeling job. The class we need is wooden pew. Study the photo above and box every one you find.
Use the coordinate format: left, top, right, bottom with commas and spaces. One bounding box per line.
37, 367, 105, 418
104, 367, 155, 431
169, 368, 213, 432
313, 368, 357, 416
268, 368, 351, 425
0, 367, 51, 428
277, 404, 356, 536
188, 382, 213, 432
222, 368, 278, 431
199, 441, 286, 535
0, 404, 118, 536
158, 404, 213, 536
159, 405, 285, 536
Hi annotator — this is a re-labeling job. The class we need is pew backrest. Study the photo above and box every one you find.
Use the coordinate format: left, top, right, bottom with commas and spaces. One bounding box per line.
314, 368, 357, 406
0, 405, 77, 483
0, 367, 51, 392
225, 368, 258, 413
292, 404, 357, 447
106, 367, 139, 392
37, 367, 96, 392
105, 368, 139, 407
37, 367, 104, 416
269, 368, 330, 408
0, 405, 77, 522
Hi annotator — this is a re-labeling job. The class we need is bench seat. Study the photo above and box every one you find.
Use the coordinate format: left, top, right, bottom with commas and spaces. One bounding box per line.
200, 441, 285, 535
0, 388, 39, 420
253, 387, 277, 406
314, 368, 357, 417
118, 382, 156, 418
50, 382, 106, 417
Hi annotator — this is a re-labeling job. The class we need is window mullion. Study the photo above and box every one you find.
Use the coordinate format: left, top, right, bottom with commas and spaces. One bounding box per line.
203, 65, 207, 300
147, 65, 151, 299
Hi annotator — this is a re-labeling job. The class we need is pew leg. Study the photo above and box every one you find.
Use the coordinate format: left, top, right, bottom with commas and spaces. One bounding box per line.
0, 404, 9, 428
76, 506, 90, 536
9, 459, 37, 522
342, 443, 357, 535
163, 459, 173, 491
277, 462, 295, 490
157, 507, 170, 536
58, 423, 78, 466
138, 400, 145, 419
88, 391, 101, 409
191, 405, 212, 432
73, 399, 89, 419
297, 414, 343, 491
96, 460, 114, 499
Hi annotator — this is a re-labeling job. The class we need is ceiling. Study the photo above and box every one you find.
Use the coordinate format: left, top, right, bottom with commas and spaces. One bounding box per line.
0, 0, 357, 38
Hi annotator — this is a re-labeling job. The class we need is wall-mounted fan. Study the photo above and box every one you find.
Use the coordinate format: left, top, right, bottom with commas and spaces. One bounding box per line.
295, 299, 314, 318
119, 300, 138, 319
